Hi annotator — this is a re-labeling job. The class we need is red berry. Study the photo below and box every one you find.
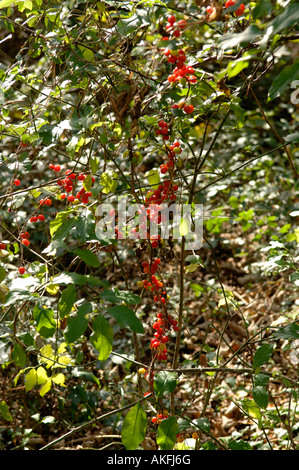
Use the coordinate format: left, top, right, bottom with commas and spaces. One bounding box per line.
0, 243, 6, 250
22, 238, 30, 247
54, 165, 61, 172
30, 216, 38, 222
14, 179, 21, 186
45, 198, 52, 206
183, 104, 194, 114
38, 214, 45, 221
168, 15, 176, 25
160, 165, 168, 174
177, 19, 187, 29
225, 0, 235, 6
235, 3, 245, 15
19, 267, 26, 275
78, 174, 86, 181
68, 195, 75, 202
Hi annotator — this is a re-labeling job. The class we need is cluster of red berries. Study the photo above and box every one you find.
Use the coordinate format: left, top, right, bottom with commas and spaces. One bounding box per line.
225, 0, 245, 16
151, 409, 169, 424
172, 102, 194, 114
155, 120, 170, 140
207, 0, 245, 18
165, 15, 187, 39
150, 312, 179, 361
56, 169, 95, 204
20, 231, 30, 247
161, 15, 197, 86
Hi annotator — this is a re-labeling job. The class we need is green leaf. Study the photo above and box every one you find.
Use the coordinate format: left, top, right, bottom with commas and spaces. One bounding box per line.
107, 305, 144, 334
153, 371, 178, 397
146, 169, 160, 189
273, 323, 299, 341
0, 400, 12, 421
121, 403, 147, 450
33, 304, 56, 338
228, 439, 252, 450
52, 271, 100, 286
25, 368, 37, 392
100, 289, 141, 305
242, 399, 262, 419
253, 386, 269, 409
219, 25, 261, 51
268, 3, 299, 36
156, 416, 178, 450
64, 303, 92, 343
268, 60, 299, 101
74, 248, 100, 268
12, 342, 26, 367
58, 284, 76, 318
49, 209, 73, 237
0, 0, 15, 8
253, 343, 273, 369
254, 373, 269, 387
90, 314, 113, 361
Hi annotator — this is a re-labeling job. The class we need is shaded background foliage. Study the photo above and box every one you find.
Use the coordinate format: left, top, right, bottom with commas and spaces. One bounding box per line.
0, 0, 298, 451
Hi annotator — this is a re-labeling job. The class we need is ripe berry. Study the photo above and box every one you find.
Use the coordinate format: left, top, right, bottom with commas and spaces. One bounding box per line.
67, 195, 75, 202
54, 165, 61, 172
19, 267, 26, 275
30, 216, 38, 222
38, 214, 45, 221
0, 243, 6, 250
45, 199, 52, 206
168, 15, 176, 25
160, 165, 168, 174
14, 179, 21, 186
183, 104, 194, 114
22, 239, 30, 247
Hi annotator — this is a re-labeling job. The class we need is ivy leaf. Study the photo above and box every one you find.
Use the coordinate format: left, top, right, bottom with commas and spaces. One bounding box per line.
121, 403, 147, 450
156, 416, 178, 450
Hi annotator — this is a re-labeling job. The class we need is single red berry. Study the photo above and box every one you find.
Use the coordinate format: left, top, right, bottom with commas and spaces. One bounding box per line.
168, 14, 176, 25
45, 198, 52, 206
160, 165, 168, 174
78, 174, 86, 181
22, 238, 30, 247
54, 165, 61, 172
183, 104, 194, 114
0, 243, 6, 250
235, 3, 245, 15
60, 194, 66, 200
177, 19, 187, 29
19, 267, 26, 275
68, 195, 75, 202
38, 214, 45, 221
14, 179, 21, 186
225, 0, 235, 7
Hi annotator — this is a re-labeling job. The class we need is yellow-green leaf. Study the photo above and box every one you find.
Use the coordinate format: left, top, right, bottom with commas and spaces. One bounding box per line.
25, 368, 37, 392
